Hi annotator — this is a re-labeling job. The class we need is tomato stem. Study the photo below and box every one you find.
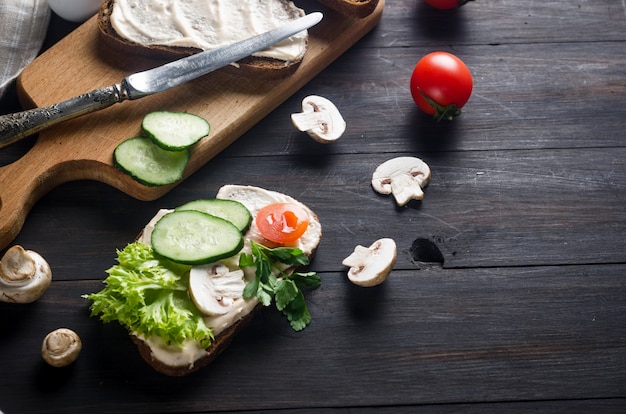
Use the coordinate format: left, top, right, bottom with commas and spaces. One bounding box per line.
418, 88, 462, 122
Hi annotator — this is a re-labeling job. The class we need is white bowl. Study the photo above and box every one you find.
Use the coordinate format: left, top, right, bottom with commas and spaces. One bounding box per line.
47, 0, 104, 23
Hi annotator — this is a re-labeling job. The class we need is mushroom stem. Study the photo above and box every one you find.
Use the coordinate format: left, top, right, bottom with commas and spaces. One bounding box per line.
291, 110, 329, 133
390, 173, 424, 206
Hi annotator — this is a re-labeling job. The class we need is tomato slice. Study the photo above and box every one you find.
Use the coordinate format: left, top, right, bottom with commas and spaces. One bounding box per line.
255, 203, 310, 244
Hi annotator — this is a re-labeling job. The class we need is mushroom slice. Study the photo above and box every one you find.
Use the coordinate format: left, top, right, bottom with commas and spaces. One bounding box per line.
41, 328, 82, 367
371, 157, 431, 206
0, 245, 52, 303
189, 264, 246, 316
291, 95, 346, 143
342, 238, 397, 287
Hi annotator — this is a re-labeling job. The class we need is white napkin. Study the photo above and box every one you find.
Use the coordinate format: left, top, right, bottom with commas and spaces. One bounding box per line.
0, 0, 51, 100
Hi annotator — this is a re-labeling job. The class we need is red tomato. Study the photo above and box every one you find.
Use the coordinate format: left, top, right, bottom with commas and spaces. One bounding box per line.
255, 203, 309, 244
410, 51, 473, 121
425, 0, 474, 10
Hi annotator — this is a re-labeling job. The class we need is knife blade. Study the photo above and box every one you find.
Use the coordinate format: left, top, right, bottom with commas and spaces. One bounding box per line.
0, 11, 323, 149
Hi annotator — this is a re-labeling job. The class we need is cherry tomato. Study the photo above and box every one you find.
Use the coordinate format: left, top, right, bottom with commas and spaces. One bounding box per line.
410, 51, 473, 121
255, 203, 309, 244
425, 0, 474, 10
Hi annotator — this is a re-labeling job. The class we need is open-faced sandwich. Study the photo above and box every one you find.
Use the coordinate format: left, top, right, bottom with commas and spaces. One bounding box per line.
97, 0, 312, 78
84, 185, 322, 376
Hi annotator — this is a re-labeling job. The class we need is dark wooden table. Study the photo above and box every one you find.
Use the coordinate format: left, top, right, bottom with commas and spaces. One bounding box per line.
1, 1, 625, 412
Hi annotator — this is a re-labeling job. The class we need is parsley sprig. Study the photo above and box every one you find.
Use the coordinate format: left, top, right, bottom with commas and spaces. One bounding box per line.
239, 241, 321, 331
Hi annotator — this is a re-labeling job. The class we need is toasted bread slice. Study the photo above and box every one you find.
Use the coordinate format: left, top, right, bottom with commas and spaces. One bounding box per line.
130, 185, 322, 376
97, 0, 309, 78
315, 0, 380, 18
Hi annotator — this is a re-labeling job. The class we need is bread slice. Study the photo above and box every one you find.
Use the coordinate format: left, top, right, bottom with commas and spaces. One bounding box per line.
97, 0, 309, 79
131, 305, 261, 376
129, 185, 322, 376
315, 0, 380, 18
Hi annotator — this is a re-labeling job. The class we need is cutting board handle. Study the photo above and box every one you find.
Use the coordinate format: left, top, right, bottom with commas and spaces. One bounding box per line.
0, 143, 65, 250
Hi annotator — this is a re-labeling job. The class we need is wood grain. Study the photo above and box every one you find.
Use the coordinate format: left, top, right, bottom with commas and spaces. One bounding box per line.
13, 148, 624, 276
0, 263, 624, 413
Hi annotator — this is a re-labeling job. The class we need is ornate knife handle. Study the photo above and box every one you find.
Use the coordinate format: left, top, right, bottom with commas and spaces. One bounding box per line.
0, 84, 126, 150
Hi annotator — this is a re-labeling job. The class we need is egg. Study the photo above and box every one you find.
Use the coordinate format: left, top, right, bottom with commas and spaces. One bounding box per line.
47, 0, 104, 23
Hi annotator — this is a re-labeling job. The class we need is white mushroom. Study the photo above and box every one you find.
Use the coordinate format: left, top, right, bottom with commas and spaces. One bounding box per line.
41, 328, 82, 367
0, 245, 52, 303
291, 95, 346, 143
371, 157, 431, 206
189, 264, 246, 316
342, 238, 397, 287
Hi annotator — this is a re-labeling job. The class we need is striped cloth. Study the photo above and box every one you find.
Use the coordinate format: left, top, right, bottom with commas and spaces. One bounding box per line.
0, 0, 51, 100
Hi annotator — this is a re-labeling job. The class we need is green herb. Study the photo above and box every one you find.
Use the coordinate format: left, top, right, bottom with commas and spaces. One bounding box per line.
83, 242, 213, 348
239, 241, 321, 331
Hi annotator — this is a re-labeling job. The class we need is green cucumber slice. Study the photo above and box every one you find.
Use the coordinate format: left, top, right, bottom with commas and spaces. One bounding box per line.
151, 210, 244, 265
175, 199, 252, 233
113, 136, 189, 186
142, 111, 210, 151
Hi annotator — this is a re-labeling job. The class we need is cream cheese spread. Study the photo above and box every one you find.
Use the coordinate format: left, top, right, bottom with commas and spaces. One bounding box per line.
110, 0, 308, 62
216, 184, 322, 259
136, 295, 259, 368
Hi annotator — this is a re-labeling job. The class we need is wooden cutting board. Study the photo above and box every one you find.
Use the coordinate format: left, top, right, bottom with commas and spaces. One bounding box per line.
0, 1, 384, 250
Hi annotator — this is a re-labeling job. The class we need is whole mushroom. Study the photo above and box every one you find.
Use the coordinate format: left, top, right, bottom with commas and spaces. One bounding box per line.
41, 328, 82, 367
371, 156, 431, 206
0, 245, 52, 303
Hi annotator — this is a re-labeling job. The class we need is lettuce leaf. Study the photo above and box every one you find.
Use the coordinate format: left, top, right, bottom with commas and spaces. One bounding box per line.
83, 242, 213, 348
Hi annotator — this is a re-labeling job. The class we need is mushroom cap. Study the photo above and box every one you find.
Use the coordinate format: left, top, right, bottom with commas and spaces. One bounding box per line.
291, 95, 346, 143
342, 238, 397, 287
0, 245, 37, 283
41, 328, 82, 367
371, 157, 431, 206
0, 245, 52, 303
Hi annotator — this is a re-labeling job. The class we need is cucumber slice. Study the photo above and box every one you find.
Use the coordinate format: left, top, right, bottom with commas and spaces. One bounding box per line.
151, 210, 244, 265
142, 111, 210, 151
113, 136, 189, 186
176, 199, 252, 233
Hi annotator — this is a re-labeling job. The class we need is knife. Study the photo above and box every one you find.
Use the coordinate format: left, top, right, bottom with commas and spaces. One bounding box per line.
0, 11, 323, 150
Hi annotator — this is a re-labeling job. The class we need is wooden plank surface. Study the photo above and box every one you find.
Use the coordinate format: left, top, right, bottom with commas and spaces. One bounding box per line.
0, 264, 624, 412
0, 0, 625, 413
10, 149, 625, 273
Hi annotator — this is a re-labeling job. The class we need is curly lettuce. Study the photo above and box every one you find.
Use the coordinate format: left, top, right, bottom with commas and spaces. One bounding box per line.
83, 242, 213, 348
